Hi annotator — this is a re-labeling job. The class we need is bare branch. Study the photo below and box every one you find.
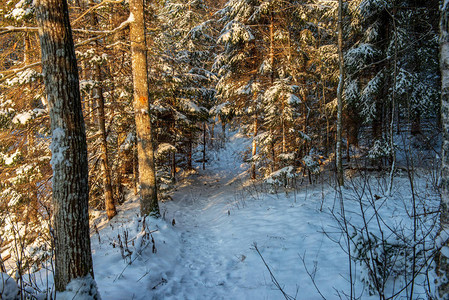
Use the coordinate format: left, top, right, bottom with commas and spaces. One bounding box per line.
0, 26, 38, 35
72, 0, 125, 26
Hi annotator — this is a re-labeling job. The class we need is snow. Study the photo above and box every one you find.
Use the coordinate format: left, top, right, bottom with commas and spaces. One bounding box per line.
6, 0, 33, 21
49, 127, 68, 167
12, 111, 32, 124
180, 99, 204, 113
156, 143, 176, 159
217, 21, 254, 44
79, 80, 96, 91
1, 149, 20, 165
12, 108, 46, 125
128, 12, 135, 23
5, 69, 40, 86
21, 131, 439, 299
56, 274, 100, 300
0, 272, 19, 300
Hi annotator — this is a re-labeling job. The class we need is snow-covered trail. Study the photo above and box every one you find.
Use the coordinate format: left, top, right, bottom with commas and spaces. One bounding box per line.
157, 172, 243, 299
151, 134, 348, 300
155, 135, 255, 299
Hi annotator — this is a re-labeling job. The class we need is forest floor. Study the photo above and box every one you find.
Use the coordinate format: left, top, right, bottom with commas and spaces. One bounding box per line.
85, 131, 440, 300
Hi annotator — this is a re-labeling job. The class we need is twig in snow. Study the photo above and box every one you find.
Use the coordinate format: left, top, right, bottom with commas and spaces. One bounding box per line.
253, 243, 296, 300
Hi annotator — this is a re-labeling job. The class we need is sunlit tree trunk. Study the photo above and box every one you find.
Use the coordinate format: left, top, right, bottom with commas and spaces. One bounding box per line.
251, 114, 258, 180
35, 0, 98, 293
24, 33, 31, 64
129, 0, 160, 216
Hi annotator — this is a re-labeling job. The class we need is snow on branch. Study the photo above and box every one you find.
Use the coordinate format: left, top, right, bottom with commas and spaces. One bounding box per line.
0, 62, 41, 85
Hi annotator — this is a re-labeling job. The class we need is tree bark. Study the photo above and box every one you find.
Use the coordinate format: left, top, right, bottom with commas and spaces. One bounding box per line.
336, 0, 344, 186
187, 136, 193, 169
251, 114, 258, 179
436, 1, 449, 298
35, 0, 98, 293
203, 122, 206, 170
129, 0, 160, 217
94, 65, 117, 220
92, 8, 117, 220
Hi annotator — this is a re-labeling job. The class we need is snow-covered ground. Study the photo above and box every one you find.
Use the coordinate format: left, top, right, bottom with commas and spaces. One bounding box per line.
78, 131, 439, 300
20, 130, 439, 299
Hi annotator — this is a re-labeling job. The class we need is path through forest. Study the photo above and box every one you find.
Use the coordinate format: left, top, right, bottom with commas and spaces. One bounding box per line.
155, 134, 258, 299
149, 133, 348, 299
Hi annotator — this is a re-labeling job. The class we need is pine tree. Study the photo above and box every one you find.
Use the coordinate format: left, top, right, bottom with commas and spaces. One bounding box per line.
344, 0, 440, 164
150, 0, 215, 178
215, 0, 314, 178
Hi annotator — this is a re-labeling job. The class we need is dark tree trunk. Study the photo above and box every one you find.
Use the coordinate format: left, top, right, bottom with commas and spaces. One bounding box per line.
35, 0, 98, 293
336, 0, 344, 186
187, 136, 193, 169
436, 2, 449, 298
203, 122, 206, 170
94, 65, 117, 220
91, 8, 117, 220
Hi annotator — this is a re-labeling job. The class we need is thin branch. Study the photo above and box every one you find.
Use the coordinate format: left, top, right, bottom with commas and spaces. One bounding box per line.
299, 252, 327, 300
253, 243, 296, 300
0, 26, 38, 35
0, 18, 131, 83
72, 0, 125, 26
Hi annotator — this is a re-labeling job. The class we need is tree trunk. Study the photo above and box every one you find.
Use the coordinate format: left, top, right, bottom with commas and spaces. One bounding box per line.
210, 121, 215, 147
203, 122, 206, 170
35, 0, 98, 294
133, 140, 138, 195
251, 114, 258, 179
24, 33, 31, 64
129, 0, 160, 217
187, 136, 193, 169
92, 8, 117, 220
171, 121, 177, 182
282, 112, 286, 154
436, 2, 449, 298
269, 7, 275, 84
336, 0, 344, 186
220, 115, 226, 140
171, 151, 177, 182
94, 65, 117, 220
388, 10, 398, 196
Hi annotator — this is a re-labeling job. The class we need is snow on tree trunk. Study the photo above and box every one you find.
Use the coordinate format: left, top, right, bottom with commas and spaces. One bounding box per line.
437, 1, 449, 298
129, 0, 160, 217
34, 0, 98, 295
336, 0, 344, 187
